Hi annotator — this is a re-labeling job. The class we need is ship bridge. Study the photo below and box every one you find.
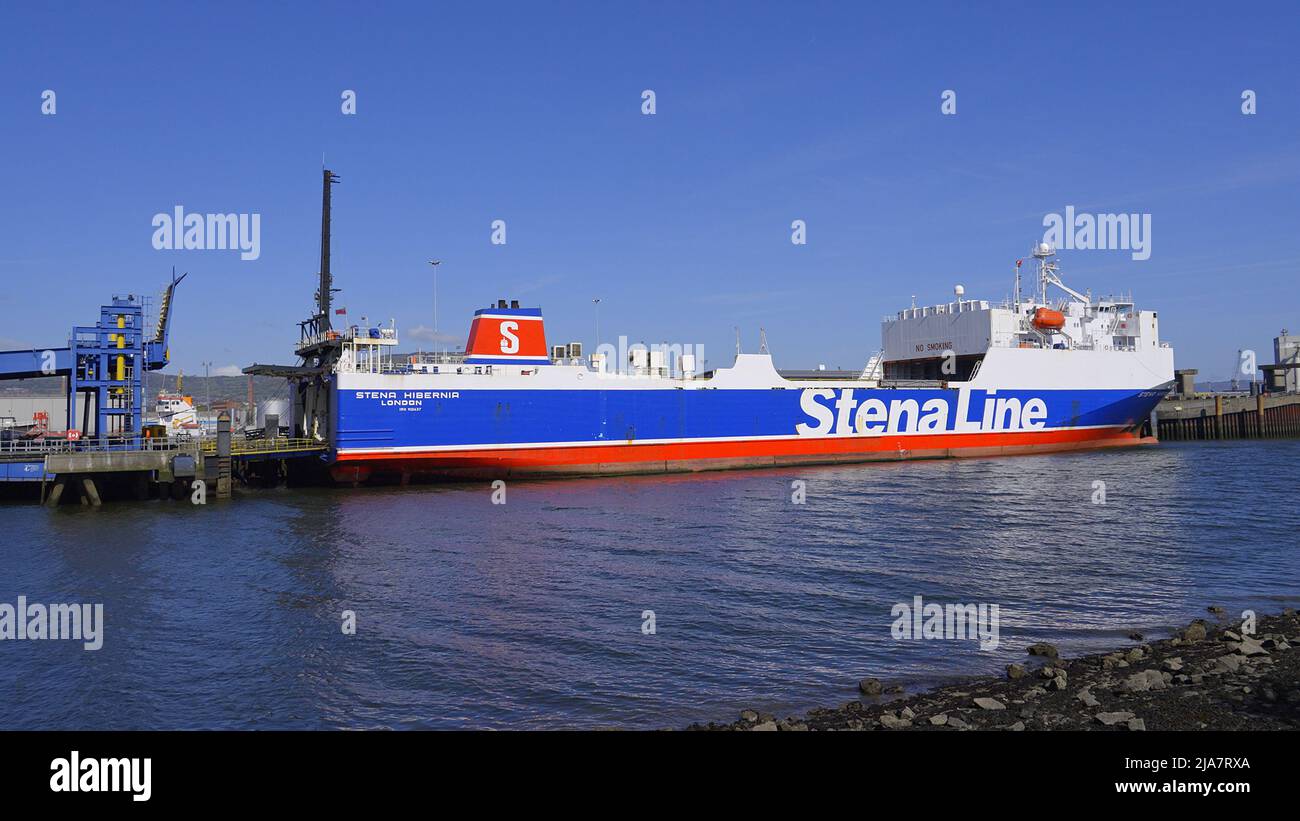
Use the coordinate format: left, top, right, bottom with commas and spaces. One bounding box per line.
879, 246, 1166, 381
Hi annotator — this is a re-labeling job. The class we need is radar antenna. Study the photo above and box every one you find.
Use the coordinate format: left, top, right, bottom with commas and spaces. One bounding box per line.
1031, 242, 1089, 306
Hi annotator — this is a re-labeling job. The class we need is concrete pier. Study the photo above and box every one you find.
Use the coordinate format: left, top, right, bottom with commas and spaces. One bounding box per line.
3, 434, 325, 505
1156, 392, 1300, 440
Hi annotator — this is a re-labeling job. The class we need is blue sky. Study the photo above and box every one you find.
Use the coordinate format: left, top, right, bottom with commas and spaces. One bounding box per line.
1, 1, 1297, 379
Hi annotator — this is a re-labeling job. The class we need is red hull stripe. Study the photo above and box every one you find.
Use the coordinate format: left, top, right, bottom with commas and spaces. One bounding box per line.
334, 426, 1141, 470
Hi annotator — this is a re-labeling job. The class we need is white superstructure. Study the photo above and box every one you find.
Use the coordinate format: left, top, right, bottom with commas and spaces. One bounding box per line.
880, 244, 1172, 388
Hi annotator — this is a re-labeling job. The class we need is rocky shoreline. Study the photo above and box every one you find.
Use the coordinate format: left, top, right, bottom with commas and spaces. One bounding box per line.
690, 609, 1300, 731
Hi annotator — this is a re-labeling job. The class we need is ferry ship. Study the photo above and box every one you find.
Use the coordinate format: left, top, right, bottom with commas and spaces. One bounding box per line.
148, 383, 202, 437
248, 172, 1175, 484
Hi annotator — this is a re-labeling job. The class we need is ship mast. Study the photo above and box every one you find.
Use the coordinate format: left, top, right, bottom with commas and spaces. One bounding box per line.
317, 169, 340, 331
1032, 242, 1089, 306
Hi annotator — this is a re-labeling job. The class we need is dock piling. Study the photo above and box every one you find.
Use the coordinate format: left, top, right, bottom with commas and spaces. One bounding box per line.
216, 413, 232, 499
81, 477, 102, 507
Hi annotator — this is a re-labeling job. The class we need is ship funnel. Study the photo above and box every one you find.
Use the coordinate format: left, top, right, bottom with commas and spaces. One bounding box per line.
464, 304, 550, 365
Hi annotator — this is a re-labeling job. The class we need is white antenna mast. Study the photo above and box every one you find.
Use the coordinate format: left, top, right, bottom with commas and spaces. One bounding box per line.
1033, 242, 1089, 305
1032, 242, 1054, 305
428, 260, 442, 354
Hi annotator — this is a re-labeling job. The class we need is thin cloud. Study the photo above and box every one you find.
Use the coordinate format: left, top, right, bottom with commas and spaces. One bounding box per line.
406, 325, 463, 346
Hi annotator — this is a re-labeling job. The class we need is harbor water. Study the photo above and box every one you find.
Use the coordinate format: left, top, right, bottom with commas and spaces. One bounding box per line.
2, 440, 1298, 729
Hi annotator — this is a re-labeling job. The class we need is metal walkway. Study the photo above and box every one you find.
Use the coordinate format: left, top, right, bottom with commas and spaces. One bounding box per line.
0, 436, 326, 482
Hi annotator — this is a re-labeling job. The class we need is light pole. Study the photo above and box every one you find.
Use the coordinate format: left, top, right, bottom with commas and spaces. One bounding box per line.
428, 260, 442, 355
202, 360, 212, 430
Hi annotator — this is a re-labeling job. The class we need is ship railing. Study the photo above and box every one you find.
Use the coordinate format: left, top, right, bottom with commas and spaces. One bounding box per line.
406, 352, 469, 365
342, 352, 476, 376
878, 378, 949, 389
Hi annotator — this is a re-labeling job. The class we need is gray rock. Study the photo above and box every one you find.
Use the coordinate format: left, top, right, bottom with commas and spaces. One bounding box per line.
1027, 642, 1059, 658
946, 716, 971, 730
739, 709, 758, 723
929, 713, 948, 726
1048, 675, 1069, 691
1212, 654, 1243, 674
1006, 663, 1026, 680
899, 706, 916, 720
1207, 605, 1226, 617
974, 697, 1006, 710
751, 721, 778, 731
1096, 711, 1135, 726
1162, 657, 1183, 672
1009, 721, 1025, 731
1180, 622, 1208, 643
1076, 688, 1101, 707
1236, 637, 1268, 657
1119, 670, 1168, 693
1127, 718, 1146, 731
879, 713, 912, 729
1223, 630, 1242, 641
858, 678, 883, 696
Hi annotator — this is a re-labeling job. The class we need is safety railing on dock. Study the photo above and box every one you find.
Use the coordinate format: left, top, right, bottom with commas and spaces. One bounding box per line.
198, 437, 325, 456
0, 435, 198, 458
1, 435, 326, 460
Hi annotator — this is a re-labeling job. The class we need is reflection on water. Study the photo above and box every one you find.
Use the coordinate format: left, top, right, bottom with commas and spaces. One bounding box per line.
3, 441, 1298, 729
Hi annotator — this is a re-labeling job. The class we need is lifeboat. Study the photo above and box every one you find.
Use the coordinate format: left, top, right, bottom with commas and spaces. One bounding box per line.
1032, 307, 1065, 331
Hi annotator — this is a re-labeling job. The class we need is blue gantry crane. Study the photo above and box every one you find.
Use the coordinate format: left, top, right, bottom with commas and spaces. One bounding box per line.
0, 272, 185, 440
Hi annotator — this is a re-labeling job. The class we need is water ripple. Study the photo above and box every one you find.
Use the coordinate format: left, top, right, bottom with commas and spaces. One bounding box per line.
2, 441, 1298, 729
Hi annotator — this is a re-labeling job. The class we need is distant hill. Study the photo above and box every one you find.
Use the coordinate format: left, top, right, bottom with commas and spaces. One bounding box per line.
0, 372, 292, 409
